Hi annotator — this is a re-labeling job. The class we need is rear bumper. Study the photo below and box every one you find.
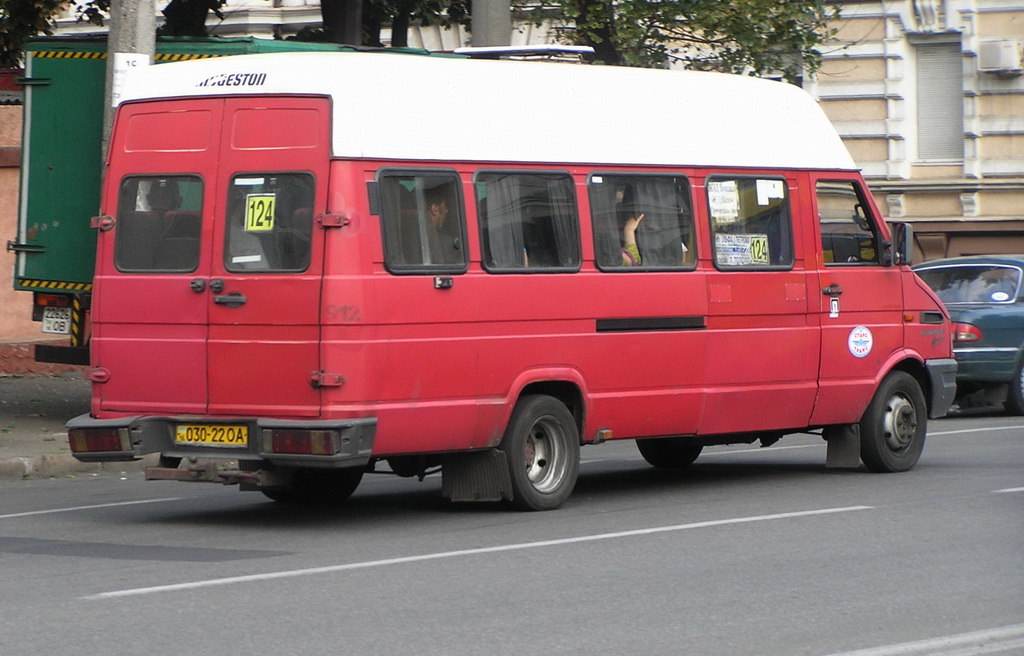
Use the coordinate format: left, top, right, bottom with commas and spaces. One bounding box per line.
925, 358, 958, 418
66, 414, 376, 468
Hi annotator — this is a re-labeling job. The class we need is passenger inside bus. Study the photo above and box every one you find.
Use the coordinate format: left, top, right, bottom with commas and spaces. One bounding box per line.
590, 176, 694, 270
424, 184, 462, 265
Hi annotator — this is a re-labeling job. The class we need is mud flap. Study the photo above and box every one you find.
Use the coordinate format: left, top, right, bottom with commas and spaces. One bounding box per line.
824, 424, 861, 469
441, 449, 514, 502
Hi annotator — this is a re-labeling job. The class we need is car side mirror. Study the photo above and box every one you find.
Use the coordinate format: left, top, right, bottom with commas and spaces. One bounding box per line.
891, 222, 914, 266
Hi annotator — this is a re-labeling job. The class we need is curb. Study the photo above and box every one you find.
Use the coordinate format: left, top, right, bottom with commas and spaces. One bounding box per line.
0, 339, 86, 376
0, 453, 158, 480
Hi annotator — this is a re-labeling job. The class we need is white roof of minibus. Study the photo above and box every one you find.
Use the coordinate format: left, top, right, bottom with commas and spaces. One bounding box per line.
119, 51, 857, 171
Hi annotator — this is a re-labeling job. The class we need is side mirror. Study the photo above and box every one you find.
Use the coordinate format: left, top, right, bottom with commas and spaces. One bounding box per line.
891, 222, 914, 266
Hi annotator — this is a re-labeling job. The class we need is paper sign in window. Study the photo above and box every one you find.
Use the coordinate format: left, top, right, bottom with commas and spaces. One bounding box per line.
245, 193, 276, 232
708, 181, 739, 222
716, 233, 769, 266
756, 179, 785, 206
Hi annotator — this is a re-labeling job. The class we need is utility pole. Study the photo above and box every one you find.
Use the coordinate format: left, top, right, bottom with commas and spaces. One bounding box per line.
102, 0, 156, 153
471, 0, 511, 47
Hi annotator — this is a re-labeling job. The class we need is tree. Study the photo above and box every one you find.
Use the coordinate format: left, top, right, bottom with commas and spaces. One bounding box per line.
0, 0, 225, 67
0, 0, 69, 67
75, 0, 225, 36
523, 0, 840, 80
311, 0, 469, 48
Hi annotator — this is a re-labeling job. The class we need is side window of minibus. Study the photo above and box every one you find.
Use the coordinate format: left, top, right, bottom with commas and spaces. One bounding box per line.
707, 176, 794, 269
115, 175, 203, 273
588, 174, 696, 270
378, 172, 467, 272
475, 172, 580, 272
816, 180, 881, 265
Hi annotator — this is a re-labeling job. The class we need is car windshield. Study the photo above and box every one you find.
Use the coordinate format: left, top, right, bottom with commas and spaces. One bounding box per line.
917, 265, 1021, 304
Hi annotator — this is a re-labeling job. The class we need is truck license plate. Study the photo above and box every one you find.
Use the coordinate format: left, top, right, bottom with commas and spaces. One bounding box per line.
41, 307, 72, 334
175, 424, 248, 447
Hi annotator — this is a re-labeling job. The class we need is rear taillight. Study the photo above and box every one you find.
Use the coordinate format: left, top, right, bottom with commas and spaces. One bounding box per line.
266, 429, 341, 456
69, 427, 130, 453
952, 322, 983, 343
34, 293, 71, 308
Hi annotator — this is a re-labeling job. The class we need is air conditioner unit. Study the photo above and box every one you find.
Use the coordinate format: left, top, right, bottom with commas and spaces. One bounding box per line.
978, 40, 1023, 76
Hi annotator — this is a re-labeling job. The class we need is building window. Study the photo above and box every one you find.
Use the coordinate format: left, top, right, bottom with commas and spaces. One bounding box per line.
916, 43, 964, 161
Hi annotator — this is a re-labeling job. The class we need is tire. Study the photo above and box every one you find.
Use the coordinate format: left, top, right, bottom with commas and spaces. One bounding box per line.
859, 371, 927, 473
1004, 360, 1024, 416
261, 467, 363, 505
636, 437, 703, 469
499, 394, 580, 511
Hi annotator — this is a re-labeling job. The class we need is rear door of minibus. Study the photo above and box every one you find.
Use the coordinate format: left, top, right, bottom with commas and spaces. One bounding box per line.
93, 96, 330, 419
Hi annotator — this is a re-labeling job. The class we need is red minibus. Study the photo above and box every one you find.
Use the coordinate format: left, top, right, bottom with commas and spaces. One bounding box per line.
68, 51, 957, 510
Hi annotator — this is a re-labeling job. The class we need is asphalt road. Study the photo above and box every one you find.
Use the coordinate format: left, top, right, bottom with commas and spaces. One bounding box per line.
1, 414, 1021, 656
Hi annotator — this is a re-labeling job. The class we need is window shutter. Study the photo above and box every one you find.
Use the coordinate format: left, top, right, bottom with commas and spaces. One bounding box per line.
917, 44, 964, 161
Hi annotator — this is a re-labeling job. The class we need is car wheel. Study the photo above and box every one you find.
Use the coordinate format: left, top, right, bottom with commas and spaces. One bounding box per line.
859, 371, 927, 473
636, 437, 703, 469
500, 394, 580, 511
1005, 359, 1024, 416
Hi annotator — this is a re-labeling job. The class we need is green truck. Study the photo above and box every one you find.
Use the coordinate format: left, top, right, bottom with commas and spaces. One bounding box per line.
8, 36, 360, 364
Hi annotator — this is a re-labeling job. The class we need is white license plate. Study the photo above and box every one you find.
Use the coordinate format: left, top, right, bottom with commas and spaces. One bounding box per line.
41, 307, 72, 334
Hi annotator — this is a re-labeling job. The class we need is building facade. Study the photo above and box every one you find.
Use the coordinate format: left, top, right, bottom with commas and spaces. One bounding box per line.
807, 0, 1024, 259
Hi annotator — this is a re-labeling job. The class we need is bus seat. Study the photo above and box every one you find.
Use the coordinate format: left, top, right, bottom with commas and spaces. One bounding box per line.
115, 211, 160, 270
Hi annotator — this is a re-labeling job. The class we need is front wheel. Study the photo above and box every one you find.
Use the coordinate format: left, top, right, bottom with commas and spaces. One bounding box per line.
500, 395, 580, 511
859, 371, 927, 472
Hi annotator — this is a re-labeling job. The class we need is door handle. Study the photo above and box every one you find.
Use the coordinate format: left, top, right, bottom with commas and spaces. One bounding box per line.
213, 292, 247, 308
822, 284, 843, 297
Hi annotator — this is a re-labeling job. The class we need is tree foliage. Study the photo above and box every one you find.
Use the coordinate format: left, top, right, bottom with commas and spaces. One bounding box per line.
0, 0, 69, 67
523, 0, 840, 80
2, 0, 839, 79
76, 0, 225, 36
0, 0, 227, 67
316, 0, 469, 48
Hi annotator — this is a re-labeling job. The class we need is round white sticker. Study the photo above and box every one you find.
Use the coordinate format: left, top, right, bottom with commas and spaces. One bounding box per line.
848, 326, 873, 358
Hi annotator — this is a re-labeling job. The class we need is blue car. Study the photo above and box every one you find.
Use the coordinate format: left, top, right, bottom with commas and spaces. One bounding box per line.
913, 255, 1024, 414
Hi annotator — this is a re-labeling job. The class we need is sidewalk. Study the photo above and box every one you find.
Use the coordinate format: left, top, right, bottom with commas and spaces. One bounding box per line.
0, 372, 153, 480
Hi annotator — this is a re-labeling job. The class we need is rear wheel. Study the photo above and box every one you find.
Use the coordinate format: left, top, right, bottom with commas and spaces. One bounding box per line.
859, 371, 927, 472
636, 437, 703, 469
500, 394, 580, 511
261, 467, 364, 504
1005, 360, 1024, 416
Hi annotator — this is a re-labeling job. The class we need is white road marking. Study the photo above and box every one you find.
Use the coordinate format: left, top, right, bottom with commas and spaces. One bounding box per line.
84, 505, 872, 600
0, 498, 183, 520
825, 623, 1024, 656
584, 423, 1023, 465
993, 487, 1024, 494
929, 426, 1023, 437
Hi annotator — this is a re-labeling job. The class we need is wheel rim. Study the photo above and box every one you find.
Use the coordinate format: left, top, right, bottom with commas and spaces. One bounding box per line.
883, 393, 918, 453
522, 415, 569, 494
